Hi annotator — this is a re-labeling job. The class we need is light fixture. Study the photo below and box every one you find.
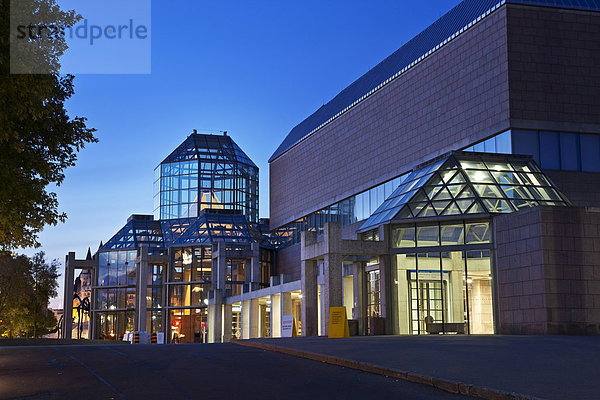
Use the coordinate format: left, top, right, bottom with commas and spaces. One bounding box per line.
466, 278, 473, 284
203, 298, 209, 305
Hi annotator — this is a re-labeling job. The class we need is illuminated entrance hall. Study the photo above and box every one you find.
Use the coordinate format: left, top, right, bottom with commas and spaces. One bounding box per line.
355, 152, 569, 335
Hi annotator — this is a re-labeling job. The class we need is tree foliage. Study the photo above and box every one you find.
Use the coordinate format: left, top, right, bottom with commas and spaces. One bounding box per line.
0, 0, 97, 251
0, 251, 59, 338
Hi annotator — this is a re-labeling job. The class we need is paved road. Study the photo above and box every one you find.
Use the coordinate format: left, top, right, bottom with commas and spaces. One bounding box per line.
0, 343, 470, 400
248, 335, 600, 400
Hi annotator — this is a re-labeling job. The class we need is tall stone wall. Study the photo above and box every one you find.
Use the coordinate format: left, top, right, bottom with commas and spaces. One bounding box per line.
495, 206, 600, 334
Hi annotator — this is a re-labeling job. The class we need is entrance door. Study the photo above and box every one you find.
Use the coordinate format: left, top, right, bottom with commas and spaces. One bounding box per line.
409, 274, 447, 334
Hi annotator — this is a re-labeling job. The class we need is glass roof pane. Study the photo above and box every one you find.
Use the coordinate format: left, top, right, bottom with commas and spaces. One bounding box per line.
448, 172, 467, 184
510, 159, 541, 173
432, 187, 453, 200
396, 206, 413, 220
417, 204, 438, 217
358, 152, 571, 233
410, 202, 429, 216
481, 198, 513, 213
484, 160, 514, 171
412, 190, 429, 203
445, 184, 463, 197
424, 185, 446, 200
457, 186, 476, 198
473, 184, 505, 198
466, 201, 486, 214
465, 169, 495, 183
440, 170, 457, 183
432, 200, 451, 214
441, 202, 462, 216
456, 199, 474, 213
426, 173, 445, 187
502, 185, 535, 200
492, 171, 522, 185
529, 186, 563, 201
460, 159, 486, 169
511, 199, 538, 210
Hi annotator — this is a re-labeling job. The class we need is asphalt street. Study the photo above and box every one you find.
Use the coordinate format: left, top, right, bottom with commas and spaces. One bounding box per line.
0, 343, 470, 400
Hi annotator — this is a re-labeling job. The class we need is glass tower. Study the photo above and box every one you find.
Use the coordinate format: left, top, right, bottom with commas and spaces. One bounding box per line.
153, 133, 259, 223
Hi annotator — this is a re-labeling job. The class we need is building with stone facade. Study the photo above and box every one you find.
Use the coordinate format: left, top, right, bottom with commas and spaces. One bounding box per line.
269, 0, 600, 336
63, 0, 600, 342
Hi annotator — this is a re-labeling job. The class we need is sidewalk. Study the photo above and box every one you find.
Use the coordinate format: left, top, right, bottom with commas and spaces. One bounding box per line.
233, 335, 598, 400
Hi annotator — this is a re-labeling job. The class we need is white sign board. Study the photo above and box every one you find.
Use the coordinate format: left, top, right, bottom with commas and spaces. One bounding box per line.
281, 315, 295, 337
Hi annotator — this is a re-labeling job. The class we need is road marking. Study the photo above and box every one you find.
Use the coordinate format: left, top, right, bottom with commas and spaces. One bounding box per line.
60, 351, 127, 399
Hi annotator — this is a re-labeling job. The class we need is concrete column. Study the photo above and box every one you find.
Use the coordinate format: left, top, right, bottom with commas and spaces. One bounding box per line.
208, 305, 215, 343
213, 241, 227, 290
271, 294, 281, 337
223, 303, 232, 342
250, 298, 259, 338
250, 243, 261, 290
282, 291, 292, 317
300, 230, 318, 336
379, 254, 393, 334
323, 253, 343, 336
136, 248, 149, 332
280, 291, 293, 336
211, 289, 223, 343
209, 241, 226, 343
242, 300, 250, 339
301, 259, 318, 336
62, 252, 75, 339
352, 262, 367, 335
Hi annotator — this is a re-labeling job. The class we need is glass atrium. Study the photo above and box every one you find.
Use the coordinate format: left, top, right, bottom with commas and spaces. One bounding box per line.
154, 133, 259, 223
90, 133, 267, 342
357, 152, 570, 335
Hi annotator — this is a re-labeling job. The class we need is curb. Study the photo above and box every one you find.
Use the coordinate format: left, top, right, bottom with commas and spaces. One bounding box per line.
232, 340, 545, 400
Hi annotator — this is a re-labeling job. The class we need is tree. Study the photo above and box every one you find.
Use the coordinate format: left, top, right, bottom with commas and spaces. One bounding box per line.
0, 0, 97, 251
0, 253, 30, 319
28, 251, 59, 336
0, 252, 59, 338
0, 252, 59, 337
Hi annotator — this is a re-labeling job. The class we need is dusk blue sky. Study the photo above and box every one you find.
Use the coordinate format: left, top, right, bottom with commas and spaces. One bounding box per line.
23, 0, 462, 307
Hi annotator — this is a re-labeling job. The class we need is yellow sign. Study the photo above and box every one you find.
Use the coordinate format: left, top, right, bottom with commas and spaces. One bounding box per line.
328, 307, 349, 338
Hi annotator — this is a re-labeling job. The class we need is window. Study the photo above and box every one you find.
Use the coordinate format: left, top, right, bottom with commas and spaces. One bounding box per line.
560, 133, 579, 171
539, 131, 560, 170
512, 130, 540, 164
580, 134, 600, 172
417, 225, 440, 247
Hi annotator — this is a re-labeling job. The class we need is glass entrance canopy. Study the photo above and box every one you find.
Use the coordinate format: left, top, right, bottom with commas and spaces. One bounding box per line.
358, 151, 570, 233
